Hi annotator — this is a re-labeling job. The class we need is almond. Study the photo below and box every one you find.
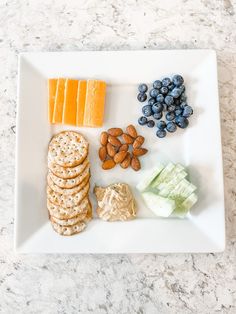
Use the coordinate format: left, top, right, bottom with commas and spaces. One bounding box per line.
131, 156, 141, 171
102, 159, 116, 170
108, 128, 123, 137
133, 136, 145, 149
119, 144, 129, 152
132, 148, 148, 156
122, 133, 134, 144
107, 143, 116, 157
120, 152, 131, 169
99, 146, 107, 161
126, 125, 137, 138
108, 135, 122, 147
114, 151, 127, 164
100, 131, 108, 146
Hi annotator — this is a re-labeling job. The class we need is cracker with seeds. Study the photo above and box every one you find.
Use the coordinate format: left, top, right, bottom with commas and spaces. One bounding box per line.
48, 158, 89, 179
48, 131, 88, 167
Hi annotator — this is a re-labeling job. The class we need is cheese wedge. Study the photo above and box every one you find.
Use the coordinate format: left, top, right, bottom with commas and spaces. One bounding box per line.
53, 78, 66, 123
48, 79, 57, 123
62, 79, 78, 126
76, 80, 87, 126
83, 80, 106, 127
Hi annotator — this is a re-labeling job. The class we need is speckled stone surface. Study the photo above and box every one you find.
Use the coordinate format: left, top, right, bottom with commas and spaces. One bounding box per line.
0, 0, 236, 313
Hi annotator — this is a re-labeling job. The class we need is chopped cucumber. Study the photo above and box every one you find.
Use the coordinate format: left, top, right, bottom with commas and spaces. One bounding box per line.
157, 163, 186, 191
151, 162, 175, 189
168, 179, 197, 205
142, 191, 175, 217
136, 162, 164, 192
172, 193, 198, 218
158, 170, 188, 197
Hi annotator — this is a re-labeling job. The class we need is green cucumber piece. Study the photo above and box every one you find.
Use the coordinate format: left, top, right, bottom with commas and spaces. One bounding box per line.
172, 193, 198, 218
168, 179, 197, 205
136, 162, 164, 192
158, 170, 188, 197
142, 191, 175, 217
150, 162, 175, 189
157, 164, 186, 191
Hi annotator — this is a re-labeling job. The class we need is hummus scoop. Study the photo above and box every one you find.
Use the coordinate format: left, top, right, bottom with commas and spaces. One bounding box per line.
94, 183, 136, 221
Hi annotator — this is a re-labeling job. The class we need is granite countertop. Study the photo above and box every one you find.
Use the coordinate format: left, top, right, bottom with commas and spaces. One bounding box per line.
0, 0, 236, 313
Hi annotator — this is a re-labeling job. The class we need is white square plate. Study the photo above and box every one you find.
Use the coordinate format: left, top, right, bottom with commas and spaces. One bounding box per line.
15, 50, 225, 253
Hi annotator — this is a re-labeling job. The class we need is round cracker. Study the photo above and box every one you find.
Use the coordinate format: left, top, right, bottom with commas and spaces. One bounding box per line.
47, 172, 90, 195
48, 158, 89, 179
48, 131, 88, 167
47, 197, 89, 219
49, 164, 90, 189
84, 201, 93, 223
47, 182, 90, 208
50, 220, 86, 236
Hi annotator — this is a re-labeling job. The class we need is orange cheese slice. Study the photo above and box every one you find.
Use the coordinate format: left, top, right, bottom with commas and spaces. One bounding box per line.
62, 79, 79, 126
83, 80, 106, 127
53, 78, 66, 123
48, 79, 57, 123
76, 80, 87, 126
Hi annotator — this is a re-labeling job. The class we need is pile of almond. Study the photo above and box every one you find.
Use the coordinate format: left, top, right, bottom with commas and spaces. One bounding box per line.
98, 125, 148, 171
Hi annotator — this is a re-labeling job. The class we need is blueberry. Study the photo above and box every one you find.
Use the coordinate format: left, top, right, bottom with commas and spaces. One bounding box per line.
166, 122, 177, 133
160, 86, 168, 95
153, 112, 163, 120
147, 120, 155, 128
156, 129, 167, 138
162, 77, 171, 87
153, 80, 162, 89
166, 112, 175, 121
137, 93, 147, 102
149, 88, 159, 98
157, 120, 166, 130
165, 95, 174, 106
173, 74, 184, 87
180, 94, 187, 102
175, 116, 189, 128
156, 94, 164, 103
138, 83, 148, 93
171, 88, 182, 98
175, 107, 183, 116
179, 85, 185, 94
142, 105, 153, 117
167, 104, 176, 112
148, 97, 156, 106
180, 102, 187, 109
168, 83, 175, 91
138, 116, 148, 125
152, 103, 163, 113
174, 98, 180, 106
182, 105, 193, 118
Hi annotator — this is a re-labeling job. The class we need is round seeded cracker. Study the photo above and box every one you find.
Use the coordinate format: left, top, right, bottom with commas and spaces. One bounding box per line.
48, 131, 89, 167
47, 182, 90, 208
50, 220, 86, 236
48, 158, 89, 179
47, 196, 89, 219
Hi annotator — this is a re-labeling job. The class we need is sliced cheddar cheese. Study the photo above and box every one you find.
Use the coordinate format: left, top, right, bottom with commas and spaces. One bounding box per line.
48, 79, 57, 123
76, 80, 87, 126
62, 79, 78, 126
83, 80, 106, 127
53, 78, 66, 123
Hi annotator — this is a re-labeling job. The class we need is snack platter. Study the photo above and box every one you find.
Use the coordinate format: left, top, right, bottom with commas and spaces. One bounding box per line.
15, 50, 225, 253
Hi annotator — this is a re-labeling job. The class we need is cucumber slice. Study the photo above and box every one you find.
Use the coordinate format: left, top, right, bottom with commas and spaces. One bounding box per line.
168, 179, 197, 205
172, 193, 198, 218
157, 164, 186, 191
142, 191, 175, 217
151, 162, 175, 189
136, 162, 164, 192
158, 170, 188, 197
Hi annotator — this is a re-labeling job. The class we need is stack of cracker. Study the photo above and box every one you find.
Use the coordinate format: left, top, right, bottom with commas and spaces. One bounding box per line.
46, 131, 92, 236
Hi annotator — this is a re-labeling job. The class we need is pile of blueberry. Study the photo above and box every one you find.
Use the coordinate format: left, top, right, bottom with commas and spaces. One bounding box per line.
137, 75, 193, 138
